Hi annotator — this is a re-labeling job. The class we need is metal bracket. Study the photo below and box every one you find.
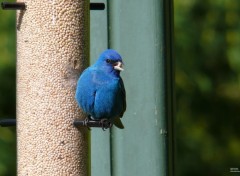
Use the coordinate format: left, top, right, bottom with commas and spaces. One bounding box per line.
90, 3, 105, 10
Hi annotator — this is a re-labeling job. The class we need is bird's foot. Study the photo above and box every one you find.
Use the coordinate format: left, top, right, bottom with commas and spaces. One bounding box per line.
100, 119, 113, 131
84, 117, 91, 130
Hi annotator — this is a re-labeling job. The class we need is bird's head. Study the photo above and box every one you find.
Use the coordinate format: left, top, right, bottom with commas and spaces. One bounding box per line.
95, 49, 124, 75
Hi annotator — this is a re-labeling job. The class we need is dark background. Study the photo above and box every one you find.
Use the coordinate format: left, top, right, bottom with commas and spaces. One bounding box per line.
0, 0, 240, 175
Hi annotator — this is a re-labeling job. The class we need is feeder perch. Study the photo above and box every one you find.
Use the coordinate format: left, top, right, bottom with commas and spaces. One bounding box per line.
74, 118, 112, 130
0, 119, 16, 127
1, 2, 26, 10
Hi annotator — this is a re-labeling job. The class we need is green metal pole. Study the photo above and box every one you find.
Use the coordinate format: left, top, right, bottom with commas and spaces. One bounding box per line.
90, 0, 174, 175
109, 0, 174, 176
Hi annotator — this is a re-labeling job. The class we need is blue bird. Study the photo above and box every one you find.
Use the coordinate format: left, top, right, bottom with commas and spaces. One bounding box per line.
75, 49, 126, 129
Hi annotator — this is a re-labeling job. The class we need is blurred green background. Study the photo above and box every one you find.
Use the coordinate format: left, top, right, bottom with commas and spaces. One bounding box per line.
0, 0, 16, 176
0, 0, 17, 175
175, 0, 240, 175
0, 0, 240, 175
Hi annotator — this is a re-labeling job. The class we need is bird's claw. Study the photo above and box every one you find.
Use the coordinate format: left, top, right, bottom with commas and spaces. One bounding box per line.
77, 117, 112, 131
84, 117, 91, 130
100, 119, 113, 131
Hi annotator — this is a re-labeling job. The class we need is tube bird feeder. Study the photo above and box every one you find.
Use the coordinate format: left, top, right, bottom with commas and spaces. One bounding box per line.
17, 0, 89, 175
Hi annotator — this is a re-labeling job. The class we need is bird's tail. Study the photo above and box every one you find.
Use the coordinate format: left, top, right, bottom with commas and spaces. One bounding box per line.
113, 117, 124, 129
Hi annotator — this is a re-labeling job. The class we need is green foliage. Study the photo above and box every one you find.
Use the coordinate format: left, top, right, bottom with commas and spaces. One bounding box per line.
175, 0, 240, 175
0, 1, 17, 175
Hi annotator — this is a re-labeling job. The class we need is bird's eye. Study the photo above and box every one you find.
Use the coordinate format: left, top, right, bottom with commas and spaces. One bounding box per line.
106, 59, 111, 63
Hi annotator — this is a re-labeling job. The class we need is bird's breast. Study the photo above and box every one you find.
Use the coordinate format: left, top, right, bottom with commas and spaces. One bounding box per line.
92, 80, 123, 119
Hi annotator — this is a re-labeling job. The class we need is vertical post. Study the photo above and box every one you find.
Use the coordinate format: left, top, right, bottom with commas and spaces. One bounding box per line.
90, 0, 111, 176
108, 0, 174, 176
17, 0, 89, 175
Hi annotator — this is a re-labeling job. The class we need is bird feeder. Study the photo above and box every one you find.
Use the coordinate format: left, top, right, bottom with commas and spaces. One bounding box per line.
16, 0, 89, 175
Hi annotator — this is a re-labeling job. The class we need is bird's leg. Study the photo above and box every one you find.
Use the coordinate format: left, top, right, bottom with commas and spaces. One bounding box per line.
100, 119, 113, 131
87, 115, 92, 120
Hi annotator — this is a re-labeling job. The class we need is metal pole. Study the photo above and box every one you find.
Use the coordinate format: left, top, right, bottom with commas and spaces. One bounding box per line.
108, 0, 175, 176
17, 0, 89, 175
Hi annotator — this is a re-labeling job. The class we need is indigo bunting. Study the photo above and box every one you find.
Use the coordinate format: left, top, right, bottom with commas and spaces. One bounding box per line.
75, 49, 126, 129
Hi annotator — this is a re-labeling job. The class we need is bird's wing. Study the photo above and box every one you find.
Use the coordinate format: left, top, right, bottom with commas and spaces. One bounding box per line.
75, 67, 97, 114
119, 77, 126, 117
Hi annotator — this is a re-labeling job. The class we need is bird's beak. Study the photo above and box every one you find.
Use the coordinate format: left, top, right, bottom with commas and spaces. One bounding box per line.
114, 61, 124, 71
